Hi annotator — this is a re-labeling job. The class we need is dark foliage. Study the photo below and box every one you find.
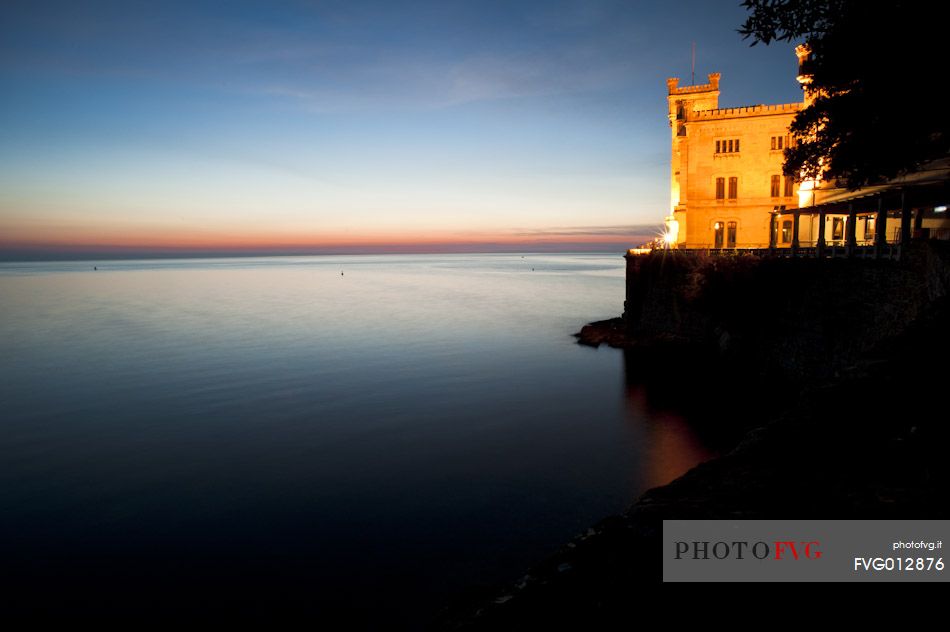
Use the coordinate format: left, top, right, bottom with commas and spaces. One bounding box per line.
739, 0, 949, 189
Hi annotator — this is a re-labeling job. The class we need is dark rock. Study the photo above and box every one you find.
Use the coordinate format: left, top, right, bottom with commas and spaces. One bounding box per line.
572, 317, 628, 348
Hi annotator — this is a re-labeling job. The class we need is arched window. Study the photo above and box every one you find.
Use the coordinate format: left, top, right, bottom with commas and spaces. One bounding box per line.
781, 220, 793, 244
832, 217, 845, 241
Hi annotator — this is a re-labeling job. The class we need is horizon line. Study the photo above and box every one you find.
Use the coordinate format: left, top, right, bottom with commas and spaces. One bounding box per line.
0, 240, 648, 263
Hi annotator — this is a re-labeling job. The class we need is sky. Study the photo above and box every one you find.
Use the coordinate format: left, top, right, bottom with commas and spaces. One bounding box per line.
0, 0, 803, 258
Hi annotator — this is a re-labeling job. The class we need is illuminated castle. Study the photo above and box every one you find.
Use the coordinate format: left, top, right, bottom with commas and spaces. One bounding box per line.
655, 48, 949, 256
664, 49, 818, 248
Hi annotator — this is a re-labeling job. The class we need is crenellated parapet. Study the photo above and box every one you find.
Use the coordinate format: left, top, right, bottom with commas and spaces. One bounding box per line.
668, 72, 721, 95
689, 102, 802, 120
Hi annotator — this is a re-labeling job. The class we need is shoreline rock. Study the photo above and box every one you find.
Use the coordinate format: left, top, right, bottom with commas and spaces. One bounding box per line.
572, 317, 629, 348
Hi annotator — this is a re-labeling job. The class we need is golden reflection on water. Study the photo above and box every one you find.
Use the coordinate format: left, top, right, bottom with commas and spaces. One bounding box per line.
622, 355, 718, 490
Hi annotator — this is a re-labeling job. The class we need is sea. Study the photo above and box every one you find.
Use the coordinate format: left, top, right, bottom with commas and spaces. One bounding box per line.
0, 253, 718, 625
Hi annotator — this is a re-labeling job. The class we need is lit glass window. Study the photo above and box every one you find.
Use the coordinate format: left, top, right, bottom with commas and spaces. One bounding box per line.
781, 220, 793, 243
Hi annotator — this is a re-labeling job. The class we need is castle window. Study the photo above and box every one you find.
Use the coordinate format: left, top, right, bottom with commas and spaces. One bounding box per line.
771, 135, 784, 150
714, 222, 724, 249
781, 220, 793, 244
715, 138, 740, 155
784, 175, 795, 197
727, 221, 737, 248
770, 175, 781, 197
716, 177, 725, 200
728, 177, 737, 200
832, 217, 845, 241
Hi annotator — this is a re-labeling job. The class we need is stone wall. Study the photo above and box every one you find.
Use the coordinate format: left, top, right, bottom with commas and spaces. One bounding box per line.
624, 242, 950, 383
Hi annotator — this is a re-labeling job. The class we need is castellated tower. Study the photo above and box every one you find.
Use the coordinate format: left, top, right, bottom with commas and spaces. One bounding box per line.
795, 44, 816, 105
667, 73, 721, 224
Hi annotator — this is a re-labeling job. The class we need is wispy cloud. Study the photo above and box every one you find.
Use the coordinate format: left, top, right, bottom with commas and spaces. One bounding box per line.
251, 44, 645, 113
505, 224, 662, 239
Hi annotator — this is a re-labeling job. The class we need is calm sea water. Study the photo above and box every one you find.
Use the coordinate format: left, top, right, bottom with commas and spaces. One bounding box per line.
0, 253, 715, 624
